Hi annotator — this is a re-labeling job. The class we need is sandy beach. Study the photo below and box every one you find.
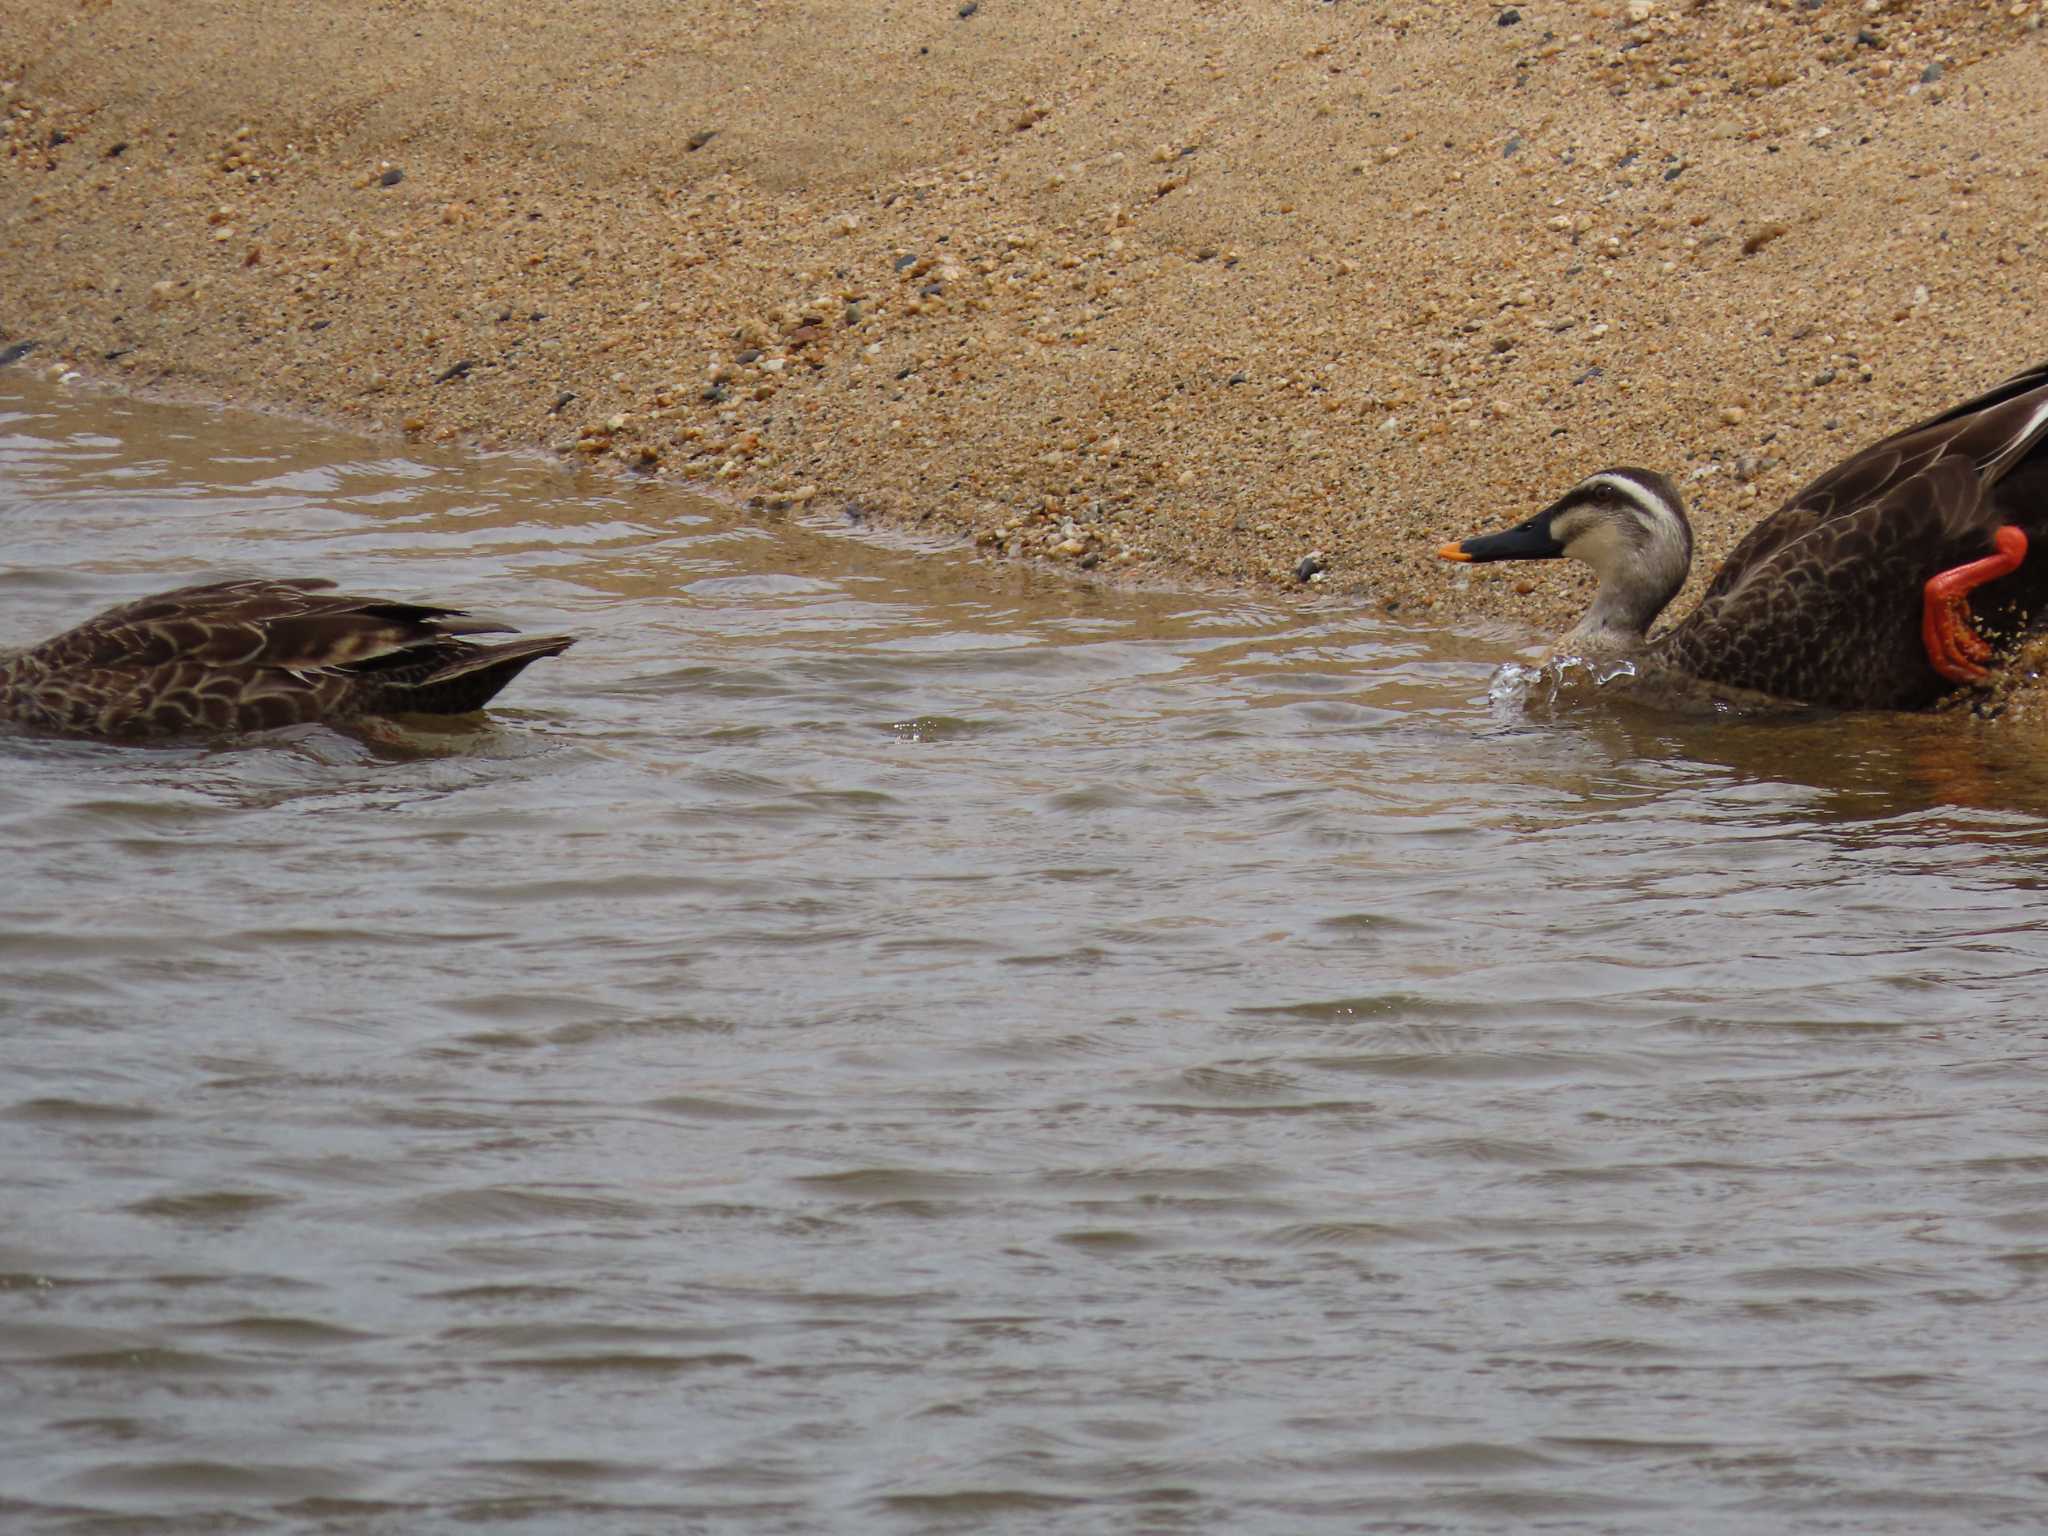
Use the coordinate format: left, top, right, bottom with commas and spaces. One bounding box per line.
4, 0, 2047, 636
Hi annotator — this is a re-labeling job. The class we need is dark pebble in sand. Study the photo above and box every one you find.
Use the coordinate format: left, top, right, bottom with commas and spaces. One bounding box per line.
1295, 553, 1327, 582
1497, 7, 1520, 24
0, 340, 39, 367
378, 167, 404, 187
959, 1, 978, 16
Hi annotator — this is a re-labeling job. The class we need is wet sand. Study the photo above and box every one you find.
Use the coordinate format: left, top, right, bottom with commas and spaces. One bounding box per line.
4, 1, 2046, 634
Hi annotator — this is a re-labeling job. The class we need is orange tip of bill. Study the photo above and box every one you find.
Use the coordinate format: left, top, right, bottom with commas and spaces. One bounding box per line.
1437, 542, 1472, 562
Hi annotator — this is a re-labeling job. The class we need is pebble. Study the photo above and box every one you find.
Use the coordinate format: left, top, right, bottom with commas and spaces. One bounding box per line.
1741, 222, 1789, 257
1497, 8, 1520, 25
1295, 551, 1327, 582
377, 166, 404, 188
1720, 405, 1746, 426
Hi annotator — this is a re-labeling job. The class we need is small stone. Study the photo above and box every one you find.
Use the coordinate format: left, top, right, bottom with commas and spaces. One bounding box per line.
686, 129, 718, 152
1812, 368, 1837, 386
1741, 222, 1789, 256
377, 166, 404, 188
1295, 551, 1328, 583
1720, 405, 1747, 426
1497, 7, 1520, 23
958, 0, 977, 15
1920, 60, 1943, 83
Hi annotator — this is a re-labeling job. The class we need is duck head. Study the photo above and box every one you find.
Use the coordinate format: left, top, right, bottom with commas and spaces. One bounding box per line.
1438, 467, 1695, 648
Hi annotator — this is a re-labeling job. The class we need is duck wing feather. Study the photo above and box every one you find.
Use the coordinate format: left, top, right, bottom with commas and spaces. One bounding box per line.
1658, 457, 1991, 711
1695, 366, 2048, 610
1, 578, 566, 737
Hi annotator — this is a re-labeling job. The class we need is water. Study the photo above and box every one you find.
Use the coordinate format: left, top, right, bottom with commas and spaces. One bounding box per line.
5, 375, 2048, 1534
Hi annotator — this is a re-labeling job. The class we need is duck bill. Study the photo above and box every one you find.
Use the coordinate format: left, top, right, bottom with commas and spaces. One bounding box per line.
1437, 519, 1565, 564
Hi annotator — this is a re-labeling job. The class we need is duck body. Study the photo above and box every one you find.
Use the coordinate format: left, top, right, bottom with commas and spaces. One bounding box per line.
0, 577, 574, 739
1439, 361, 2048, 711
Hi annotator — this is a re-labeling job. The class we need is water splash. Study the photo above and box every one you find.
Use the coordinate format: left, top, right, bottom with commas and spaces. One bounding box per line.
1488, 652, 1641, 720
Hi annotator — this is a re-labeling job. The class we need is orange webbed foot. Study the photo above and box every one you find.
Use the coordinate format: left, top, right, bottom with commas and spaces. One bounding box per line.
1922, 526, 2027, 685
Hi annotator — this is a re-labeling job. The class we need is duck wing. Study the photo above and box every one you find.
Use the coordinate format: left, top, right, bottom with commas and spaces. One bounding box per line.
1696, 361, 2048, 612
3, 578, 568, 736
1657, 457, 1991, 710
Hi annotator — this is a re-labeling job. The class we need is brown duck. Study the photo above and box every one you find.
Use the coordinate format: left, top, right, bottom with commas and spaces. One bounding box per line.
1437, 361, 2048, 710
0, 577, 574, 738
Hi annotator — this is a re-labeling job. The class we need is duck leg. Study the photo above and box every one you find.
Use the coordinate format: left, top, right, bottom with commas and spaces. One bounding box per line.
1922, 526, 2028, 684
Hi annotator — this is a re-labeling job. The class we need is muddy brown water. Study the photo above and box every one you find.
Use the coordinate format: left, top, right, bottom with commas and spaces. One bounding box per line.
5, 375, 2048, 1534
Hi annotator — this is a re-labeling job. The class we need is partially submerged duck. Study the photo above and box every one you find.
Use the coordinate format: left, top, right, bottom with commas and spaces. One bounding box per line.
0, 577, 574, 738
1437, 361, 2048, 711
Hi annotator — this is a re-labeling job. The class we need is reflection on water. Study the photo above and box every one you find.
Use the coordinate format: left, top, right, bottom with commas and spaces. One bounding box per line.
5, 376, 2048, 1534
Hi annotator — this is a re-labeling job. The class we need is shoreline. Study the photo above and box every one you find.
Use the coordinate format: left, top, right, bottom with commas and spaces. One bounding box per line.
5, 1, 2046, 638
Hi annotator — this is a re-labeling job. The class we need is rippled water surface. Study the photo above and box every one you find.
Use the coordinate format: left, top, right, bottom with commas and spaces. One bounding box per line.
7, 377, 2048, 1534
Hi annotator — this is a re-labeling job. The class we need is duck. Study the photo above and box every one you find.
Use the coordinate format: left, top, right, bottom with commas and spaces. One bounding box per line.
1436, 360, 2048, 711
0, 577, 574, 738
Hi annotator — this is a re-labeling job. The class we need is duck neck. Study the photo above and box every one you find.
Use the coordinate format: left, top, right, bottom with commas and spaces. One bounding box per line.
1564, 582, 1667, 653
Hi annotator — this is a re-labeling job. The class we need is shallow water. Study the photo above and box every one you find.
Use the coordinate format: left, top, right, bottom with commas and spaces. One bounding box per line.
5, 375, 2048, 1534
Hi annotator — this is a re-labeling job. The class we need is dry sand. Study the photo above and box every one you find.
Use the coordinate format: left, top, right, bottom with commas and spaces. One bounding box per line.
4, 0, 2048, 639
